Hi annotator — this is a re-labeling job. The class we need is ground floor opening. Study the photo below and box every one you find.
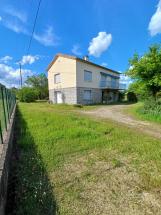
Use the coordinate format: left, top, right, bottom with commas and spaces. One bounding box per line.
102, 89, 119, 104
49, 87, 120, 105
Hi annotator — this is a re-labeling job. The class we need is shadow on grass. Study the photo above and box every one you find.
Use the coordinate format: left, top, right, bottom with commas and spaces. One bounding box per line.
6, 107, 58, 215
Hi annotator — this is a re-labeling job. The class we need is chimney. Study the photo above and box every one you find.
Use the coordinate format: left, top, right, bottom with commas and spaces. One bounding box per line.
83, 55, 89, 61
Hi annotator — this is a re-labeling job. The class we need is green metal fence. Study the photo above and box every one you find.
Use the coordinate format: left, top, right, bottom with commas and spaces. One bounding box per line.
0, 83, 16, 144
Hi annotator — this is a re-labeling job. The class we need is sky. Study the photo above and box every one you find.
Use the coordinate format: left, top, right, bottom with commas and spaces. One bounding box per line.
0, 0, 161, 87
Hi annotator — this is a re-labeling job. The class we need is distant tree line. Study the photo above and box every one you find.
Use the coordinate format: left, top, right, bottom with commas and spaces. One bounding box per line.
12, 73, 48, 102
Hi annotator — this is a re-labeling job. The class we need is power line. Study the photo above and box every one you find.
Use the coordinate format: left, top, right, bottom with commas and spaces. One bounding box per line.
26, 0, 43, 55
17, 0, 42, 89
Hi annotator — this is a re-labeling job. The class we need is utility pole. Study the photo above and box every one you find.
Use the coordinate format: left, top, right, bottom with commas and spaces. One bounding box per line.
19, 62, 23, 88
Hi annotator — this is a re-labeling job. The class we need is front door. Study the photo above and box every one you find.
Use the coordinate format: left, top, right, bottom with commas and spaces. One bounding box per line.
56, 91, 63, 104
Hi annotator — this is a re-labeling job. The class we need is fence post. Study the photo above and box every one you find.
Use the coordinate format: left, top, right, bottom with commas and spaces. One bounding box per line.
1, 86, 7, 131
5, 88, 10, 123
0, 120, 3, 144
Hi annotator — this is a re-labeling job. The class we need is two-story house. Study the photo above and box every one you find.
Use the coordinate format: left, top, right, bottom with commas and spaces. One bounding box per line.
47, 53, 125, 104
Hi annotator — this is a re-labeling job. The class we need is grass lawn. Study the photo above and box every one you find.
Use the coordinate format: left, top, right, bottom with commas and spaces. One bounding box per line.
11, 102, 161, 214
125, 102, 161, 124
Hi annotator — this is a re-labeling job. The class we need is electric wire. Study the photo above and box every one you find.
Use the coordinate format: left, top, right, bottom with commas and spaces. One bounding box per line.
26, 0, 43, 55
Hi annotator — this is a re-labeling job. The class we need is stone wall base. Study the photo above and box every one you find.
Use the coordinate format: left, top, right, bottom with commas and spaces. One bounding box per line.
77, 87, 102, 105
49, 87, 119, 105
49, 88, 77, 104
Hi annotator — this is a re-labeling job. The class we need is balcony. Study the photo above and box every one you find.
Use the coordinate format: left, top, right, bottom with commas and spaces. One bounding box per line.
100, 81, 126, 90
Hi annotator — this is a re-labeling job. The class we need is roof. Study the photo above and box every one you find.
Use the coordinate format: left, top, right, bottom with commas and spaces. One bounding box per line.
46, 53, 120, 74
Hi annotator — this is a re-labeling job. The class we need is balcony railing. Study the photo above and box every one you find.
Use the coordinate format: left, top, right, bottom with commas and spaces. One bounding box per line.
100, 81, 126, 90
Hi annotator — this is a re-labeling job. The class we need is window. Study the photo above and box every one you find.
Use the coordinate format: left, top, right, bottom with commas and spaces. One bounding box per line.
100, 74, 106, 87
54, 73, 61, 83
111, 78, 117, 88
83, 90, 91, 100
101, 74, 107, 82
84, 70, 92, 82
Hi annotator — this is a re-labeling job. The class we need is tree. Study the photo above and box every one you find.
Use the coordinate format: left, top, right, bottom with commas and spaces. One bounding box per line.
18, 87, 38, 102
128, 81, 149, 100
126, 92, 137, 103
11, 87, 19, 98
126, 44, 161, 98
25, 73, 48, 99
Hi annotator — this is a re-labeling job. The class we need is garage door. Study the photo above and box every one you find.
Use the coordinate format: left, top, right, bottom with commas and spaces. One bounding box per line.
56, 91, 63, 104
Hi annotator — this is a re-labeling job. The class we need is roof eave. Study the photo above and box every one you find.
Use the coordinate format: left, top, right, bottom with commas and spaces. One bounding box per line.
46, 53, 120, 75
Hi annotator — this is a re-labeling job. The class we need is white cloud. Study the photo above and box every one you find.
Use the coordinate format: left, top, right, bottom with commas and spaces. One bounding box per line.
2, 23, 58, 46
120, 73, 133, 88
88, 32, 112, 57
0, 56, 12, 63
0, 9, 59, 47
0, 63, 32, 88
34, 26, 59, 46
4, 6, 27, 23
1, 6, 28, 34
20, 55, 39, 65
71, 44, 82, 56
148, 0, 161, 36
2, 19, 28, 34
101, 62, 108, 67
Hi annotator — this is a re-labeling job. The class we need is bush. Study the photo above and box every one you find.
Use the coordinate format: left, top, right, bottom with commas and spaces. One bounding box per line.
127, 92, 137, 103
18, 87, 38, 102
118, 91, 125, 102
139, 98, 161, 115
11, 87, 19, 99
156, 91, 161, 101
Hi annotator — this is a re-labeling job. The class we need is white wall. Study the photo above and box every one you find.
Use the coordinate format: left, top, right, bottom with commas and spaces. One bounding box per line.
48, 56, 76, 90
76, 61, 120, 88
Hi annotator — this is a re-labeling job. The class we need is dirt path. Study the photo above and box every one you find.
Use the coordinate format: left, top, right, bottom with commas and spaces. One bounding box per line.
82, 105, 161, 140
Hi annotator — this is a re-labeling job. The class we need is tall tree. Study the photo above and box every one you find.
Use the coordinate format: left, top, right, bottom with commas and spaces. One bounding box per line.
126, 44, 161, 97
25, 73, 48, 99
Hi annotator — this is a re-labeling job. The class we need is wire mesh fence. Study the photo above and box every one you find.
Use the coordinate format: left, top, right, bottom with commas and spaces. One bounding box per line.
0, 83, 16, 144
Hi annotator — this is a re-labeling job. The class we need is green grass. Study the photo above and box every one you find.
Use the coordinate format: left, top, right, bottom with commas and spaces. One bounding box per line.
13, 102, 161, 214
125, 102, 161, 124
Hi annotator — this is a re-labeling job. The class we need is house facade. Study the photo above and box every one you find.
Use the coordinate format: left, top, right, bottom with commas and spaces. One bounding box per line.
47, 53, 125, 105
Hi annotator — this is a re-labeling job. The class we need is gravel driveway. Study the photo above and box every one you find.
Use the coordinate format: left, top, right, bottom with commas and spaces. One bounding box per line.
83, 105, 161, 139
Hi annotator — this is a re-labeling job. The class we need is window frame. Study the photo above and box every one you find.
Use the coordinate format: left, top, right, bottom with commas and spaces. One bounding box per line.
84, 70, 92, 82
83, 90, 92, 101
54, 73, 61, 84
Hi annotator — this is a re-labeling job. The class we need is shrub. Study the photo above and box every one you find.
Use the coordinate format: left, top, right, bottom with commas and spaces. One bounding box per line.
139, 98, 161, 116
18, 87, 38, 103
11, 87, 19, 99
156, 91, 161, 101
127, 92, 137, 103
128, 81, 150, 101
118, 91, 125, 102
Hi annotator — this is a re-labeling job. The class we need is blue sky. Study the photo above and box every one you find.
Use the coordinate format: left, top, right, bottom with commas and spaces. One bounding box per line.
0, 0, 161, 87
